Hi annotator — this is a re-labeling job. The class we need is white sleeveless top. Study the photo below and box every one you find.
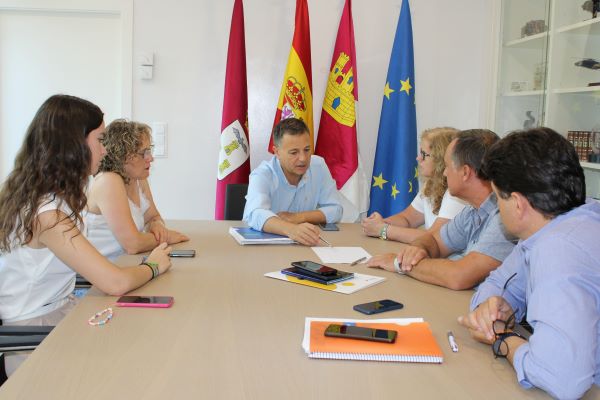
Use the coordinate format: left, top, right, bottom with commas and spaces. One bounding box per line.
85, 180, 150, 261
0, 195, 79, 323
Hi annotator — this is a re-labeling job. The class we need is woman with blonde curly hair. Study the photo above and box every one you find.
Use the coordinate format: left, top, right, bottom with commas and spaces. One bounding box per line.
362, 127, 465, 243
86, 119, 188, 260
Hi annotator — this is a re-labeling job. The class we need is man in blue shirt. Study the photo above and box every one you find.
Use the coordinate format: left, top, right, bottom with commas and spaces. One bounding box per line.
459, 127, 600, 399
368, 129, 516, 290
243, 118, 342, 246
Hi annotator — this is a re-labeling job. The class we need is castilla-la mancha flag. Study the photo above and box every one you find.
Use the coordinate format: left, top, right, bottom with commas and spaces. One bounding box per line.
268, 0, 313, 152
215, 0, 250, 220
315, 0, 368, 222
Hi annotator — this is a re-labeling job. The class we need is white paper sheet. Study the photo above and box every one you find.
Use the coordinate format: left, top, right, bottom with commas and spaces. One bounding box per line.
311, 247, 371, 264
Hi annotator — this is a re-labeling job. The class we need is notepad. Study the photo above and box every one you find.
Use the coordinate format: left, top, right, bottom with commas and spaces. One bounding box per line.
311, 247, 371, 264
229, 227, 295, 245
302, 317, 443, 363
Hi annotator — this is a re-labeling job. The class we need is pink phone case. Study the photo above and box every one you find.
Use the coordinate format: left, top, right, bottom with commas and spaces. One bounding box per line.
116, 296, 174, 308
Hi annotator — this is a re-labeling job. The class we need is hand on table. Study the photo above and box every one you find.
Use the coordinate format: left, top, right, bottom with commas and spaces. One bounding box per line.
146, 242, 173, 275
361, 212, 385, 237
366, 253, 397, 272
286, 222, 320, 246
396, 245, 428, 272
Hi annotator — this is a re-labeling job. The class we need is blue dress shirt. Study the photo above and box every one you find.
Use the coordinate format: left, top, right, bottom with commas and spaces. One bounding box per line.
471, 201, 600, 399
441, 193, 516, 262
243, 155, 343, 231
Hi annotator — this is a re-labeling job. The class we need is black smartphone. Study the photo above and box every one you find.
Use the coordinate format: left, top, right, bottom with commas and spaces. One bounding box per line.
169, 250, 196, 257
353, 299, 404, 315
324, 324, 397, 343
319, 223, 339, 231
116, 296, 174, 308
291, 260, 337, 276
281, 267, 354, 284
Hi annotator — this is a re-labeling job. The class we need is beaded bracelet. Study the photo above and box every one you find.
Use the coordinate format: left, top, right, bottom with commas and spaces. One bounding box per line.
88, 307, 113, 326
140, 261, 159, 279
379, 223, 389, 240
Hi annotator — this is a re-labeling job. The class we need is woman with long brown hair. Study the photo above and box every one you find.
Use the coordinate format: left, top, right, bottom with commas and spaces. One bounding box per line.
361, 127, 465, 243
0, 95, 172, 375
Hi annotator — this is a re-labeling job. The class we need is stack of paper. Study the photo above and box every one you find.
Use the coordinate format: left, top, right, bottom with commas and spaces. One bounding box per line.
264, 271, 384, 294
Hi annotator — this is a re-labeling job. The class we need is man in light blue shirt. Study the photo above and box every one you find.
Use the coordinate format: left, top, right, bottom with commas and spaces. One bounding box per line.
243, 118, 342, 246
368, 129, 516, 290
459, 127, 600, 399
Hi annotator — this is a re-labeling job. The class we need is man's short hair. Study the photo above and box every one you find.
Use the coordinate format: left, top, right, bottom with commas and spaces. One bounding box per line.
482, 127, 585, 218
451, 129, 500, 179
272, 118, 309, 147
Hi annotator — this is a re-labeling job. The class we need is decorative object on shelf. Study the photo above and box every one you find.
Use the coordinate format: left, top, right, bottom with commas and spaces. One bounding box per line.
532, 62, 546, 91
574, 58, 600, 70
523, 111, 536, 129
510, 81, 528, 92
590, 131, 600, 163
582, 0, 600, 19
520, 20, 547, 38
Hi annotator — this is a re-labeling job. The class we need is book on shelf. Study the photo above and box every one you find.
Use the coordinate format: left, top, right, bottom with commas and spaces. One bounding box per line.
229, 226, 295, 245
567, 130, 593, 161
301, 317, 444, 363
264, 271, 385, 294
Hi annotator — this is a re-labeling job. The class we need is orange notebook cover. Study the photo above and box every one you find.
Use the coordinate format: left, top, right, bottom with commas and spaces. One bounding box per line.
308, 321, 443, 363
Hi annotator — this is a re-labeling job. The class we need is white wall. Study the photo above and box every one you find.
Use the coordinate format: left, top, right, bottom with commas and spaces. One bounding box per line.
0, 0, 495, 220
133, 0, 495, 220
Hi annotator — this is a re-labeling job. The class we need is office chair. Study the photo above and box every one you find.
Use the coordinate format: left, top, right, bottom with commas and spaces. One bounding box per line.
224, 183, 248, 220
0, 322, 54, 386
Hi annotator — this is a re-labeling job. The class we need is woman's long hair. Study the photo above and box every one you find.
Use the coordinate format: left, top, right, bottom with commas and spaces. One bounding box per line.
0, 94, 104, 252
97, 119, 151, 184
421, 127, 459, 215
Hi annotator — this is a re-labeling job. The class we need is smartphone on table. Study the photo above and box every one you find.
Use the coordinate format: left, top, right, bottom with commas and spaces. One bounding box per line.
324, 324, 397, 343
168, 250, 196, 257
353, 299, 404, 315
291, 260, 337, 276
116, 296, 174, 308
319, 223, 339, 231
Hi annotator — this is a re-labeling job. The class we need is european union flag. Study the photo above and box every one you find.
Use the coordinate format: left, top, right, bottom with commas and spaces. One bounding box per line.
368, 0, 418, 217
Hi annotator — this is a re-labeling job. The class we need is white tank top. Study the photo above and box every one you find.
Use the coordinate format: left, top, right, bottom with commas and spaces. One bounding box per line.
85, 180, 150, 261
0, 195, 79, 323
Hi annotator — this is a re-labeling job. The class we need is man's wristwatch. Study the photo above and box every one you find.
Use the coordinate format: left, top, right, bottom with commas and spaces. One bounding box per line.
379, 223, 390, 240
393, 256, 405, 275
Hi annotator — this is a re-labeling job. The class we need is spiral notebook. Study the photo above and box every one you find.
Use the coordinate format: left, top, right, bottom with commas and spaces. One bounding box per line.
302, 317, 443, 363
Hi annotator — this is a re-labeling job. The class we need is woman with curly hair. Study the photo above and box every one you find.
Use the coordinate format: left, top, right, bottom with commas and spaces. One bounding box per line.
361, 127, 465, 243
85, 119, 188, 260
0, 95, 172, 375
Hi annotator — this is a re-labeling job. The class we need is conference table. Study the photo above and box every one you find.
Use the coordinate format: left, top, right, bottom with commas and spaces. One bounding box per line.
1, 221, 598, 399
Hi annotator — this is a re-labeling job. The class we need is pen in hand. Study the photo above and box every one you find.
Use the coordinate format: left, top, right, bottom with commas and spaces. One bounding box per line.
447, 331, 458, 352
319, 236, 332, 247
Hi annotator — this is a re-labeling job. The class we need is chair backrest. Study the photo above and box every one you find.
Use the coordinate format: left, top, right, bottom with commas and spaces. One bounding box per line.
224, 183, 249, 221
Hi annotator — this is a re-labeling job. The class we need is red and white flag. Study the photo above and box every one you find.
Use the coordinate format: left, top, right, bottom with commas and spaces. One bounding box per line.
215, 0, 250, 220
315, 0, 367, 221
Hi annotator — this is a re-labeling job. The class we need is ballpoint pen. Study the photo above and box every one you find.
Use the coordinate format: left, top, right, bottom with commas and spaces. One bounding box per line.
350, 256, 367, 266
447, 331, 458, 352
319, 236, 332, 247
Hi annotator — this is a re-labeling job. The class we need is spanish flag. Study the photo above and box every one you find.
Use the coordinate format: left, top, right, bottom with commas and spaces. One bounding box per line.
268, 0, 313, 152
